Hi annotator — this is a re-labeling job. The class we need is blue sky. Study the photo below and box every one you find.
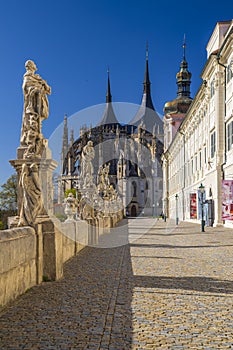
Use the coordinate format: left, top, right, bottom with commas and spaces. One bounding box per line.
0, 0, 232, 186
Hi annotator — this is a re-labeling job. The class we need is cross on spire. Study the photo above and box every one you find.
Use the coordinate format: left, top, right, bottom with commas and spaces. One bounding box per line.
183, 34, 186, 60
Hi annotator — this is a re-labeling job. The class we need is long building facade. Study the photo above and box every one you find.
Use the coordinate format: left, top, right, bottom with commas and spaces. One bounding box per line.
163, 20, 233, 228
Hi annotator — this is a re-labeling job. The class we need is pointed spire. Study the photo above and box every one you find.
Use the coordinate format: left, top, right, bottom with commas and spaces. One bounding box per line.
142, 42, 155, 110
106, 67, 112, 103
143, 42, 151, 94
62, 114, 68, 147
129, 44, 164, 134
61, 114, 69, 173
97, 68, 119, 126
70, 128, 74, 146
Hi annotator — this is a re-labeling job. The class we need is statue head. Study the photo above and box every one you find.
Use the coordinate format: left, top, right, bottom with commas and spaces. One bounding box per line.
87, 140, 93, 147
25, 60, 37, 73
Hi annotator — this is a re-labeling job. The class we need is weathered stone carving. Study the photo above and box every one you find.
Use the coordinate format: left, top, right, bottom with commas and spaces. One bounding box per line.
20, 60, 51, 159
9, 60, 55, 228
63, 193, 77, 221
18, 163, 43, 226
80, 140, 95, 188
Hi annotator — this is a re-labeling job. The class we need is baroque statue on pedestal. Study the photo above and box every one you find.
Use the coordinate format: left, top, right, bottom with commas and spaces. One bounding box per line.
20, 60, 51, 159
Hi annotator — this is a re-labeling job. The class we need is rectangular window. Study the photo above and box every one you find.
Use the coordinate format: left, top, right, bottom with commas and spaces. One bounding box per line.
199, 151, 202, 169
204, 146, 207, 164
210, 80, 215, 98
211, 131, 216, 158
227, 120, 233, 151
195, 155, 197, 171
227, 63, 233, 83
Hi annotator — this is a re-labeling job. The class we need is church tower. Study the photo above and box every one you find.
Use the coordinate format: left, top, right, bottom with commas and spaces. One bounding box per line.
129, 45, 163, 136
163, 37, 192, 150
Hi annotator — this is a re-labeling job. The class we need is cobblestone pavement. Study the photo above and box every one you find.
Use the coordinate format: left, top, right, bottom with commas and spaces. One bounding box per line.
1, 219, 233, 349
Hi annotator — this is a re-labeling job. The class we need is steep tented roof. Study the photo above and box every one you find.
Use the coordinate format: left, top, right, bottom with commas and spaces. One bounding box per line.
129, 48, 163, 134
97, 70, 119, 126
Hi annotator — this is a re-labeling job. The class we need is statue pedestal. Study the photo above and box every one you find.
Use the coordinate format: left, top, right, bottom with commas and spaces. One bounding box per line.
9, 145, 57, 225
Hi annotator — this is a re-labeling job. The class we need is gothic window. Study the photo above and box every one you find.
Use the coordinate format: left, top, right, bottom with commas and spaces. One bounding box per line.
210, 131, 216, 158
132, 181, 137, 197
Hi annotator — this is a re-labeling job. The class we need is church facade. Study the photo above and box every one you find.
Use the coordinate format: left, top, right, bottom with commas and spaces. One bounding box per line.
162, 20, 233, 227
59, 52, 164, 218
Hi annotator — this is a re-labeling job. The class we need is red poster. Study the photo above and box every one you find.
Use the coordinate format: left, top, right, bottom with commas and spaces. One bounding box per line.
190, 193, 197, 219
222, 180, 233, 221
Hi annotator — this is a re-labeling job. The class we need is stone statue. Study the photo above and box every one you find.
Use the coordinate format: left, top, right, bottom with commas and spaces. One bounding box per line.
20, 60, 51, 158
18, 163, 43, 226
80, 140, 95, 188
63, 193, 77, 221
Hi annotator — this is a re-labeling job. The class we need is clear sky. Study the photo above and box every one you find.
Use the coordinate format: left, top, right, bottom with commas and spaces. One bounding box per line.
0, 0, 232, 186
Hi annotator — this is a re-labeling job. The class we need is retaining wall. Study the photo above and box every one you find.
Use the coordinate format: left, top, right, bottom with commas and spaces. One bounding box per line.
0, 227, 37, 307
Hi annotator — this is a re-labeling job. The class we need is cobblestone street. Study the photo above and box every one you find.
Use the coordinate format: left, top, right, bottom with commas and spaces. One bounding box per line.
1, 219, 233, 349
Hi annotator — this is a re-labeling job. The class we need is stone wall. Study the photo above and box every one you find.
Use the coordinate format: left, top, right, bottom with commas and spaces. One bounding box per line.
0, 220, 91, 308
62, 220, 88, 263
0, 227, 37, 307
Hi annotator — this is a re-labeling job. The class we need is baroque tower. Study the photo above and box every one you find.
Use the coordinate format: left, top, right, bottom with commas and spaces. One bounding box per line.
163, 36, 192, 150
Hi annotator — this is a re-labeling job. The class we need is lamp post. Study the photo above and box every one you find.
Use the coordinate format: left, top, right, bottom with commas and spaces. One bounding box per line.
175, 194, 179, 225
152, 203, 155, 217
199, 183, 205, 232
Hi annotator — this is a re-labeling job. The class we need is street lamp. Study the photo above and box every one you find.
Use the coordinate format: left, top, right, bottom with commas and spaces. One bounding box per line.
175, 194, 179, 225
199, 183, 205, 232
152, 203, 155, 217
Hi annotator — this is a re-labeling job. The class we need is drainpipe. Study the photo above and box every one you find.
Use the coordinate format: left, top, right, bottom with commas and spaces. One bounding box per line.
178, 130, 185, 221
216, 56, 227, 179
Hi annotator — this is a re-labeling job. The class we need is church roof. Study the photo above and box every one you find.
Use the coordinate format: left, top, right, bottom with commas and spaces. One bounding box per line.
97, 70, 120, 126
129, 47, 163, 134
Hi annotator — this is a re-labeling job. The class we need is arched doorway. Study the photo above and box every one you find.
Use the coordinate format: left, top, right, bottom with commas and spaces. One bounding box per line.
131, 205, 137, 217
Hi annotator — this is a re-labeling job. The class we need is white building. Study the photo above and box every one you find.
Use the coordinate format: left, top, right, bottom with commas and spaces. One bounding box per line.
163, 20, 233, 228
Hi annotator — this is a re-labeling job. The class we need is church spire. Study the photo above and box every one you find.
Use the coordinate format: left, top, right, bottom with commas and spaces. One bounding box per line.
97, 68, 119, 126
142, 43, 155, 110
176, 35, 192, 98
106, 67, 112, 103
129, 44, 163, 134
70, 128, 74, 147
61, 114, 69, 171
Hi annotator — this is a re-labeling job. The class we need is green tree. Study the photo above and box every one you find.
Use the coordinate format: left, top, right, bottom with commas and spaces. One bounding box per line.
65, 188, 76, 198
0, 174, 18, 211
0, 174, 18, 229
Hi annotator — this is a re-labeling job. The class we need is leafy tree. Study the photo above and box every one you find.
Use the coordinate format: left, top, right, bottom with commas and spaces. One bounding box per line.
0, 174, 18, 211
65, 188, 76, 198
0, 174, 18, 229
